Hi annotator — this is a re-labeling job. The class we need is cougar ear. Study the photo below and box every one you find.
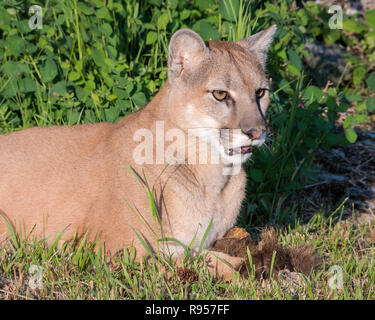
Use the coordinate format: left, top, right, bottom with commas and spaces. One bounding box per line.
168, 29, 208, 83
237, 25, 277, 64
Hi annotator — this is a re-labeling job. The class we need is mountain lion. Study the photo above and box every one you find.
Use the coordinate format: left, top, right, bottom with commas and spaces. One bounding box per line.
0, 26, 276, 279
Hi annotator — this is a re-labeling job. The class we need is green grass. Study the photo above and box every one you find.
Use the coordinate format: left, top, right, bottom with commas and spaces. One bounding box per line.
1, 211, 374, 300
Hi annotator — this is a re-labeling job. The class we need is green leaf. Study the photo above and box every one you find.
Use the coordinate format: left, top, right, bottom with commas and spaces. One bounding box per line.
67, 109, 80, 125
168, 0, 178, 9
75, 86, 89, 102
343, 19, 367, 33
1, 61, 29, 76
197, 0, 214, 11
366, 97, 375, 112
287, 64, 300, 76
40, 59, 58, 83
96, 7, 111, 20
101, 23, 113, 37
303, 86, 324, 101
180, 9, 191, 20
192, 19, 220, 41
345, 92, 362, 102
16, 19, 31, 34
146, 31, 158, 45
323, 30, 341, 44
52, 81, 67, 96
353, 66, 366, 86
365, 9, 375, 30
287, 49, 302, 70
1, 79, 18, 97
132, 92, 148, 106
344, 128, 357, 143
18, 78, 37, 93
343, 115, 355, 129
104, 106, 120, 122
366, 73, 375, 91
91, 47, 106, 67
157, 12, 169, 30
218, 0, 239, 22
7, 35, 27, 57
77, 2, 94, 15
69, 71, 81, 82
113, 87, 129, 99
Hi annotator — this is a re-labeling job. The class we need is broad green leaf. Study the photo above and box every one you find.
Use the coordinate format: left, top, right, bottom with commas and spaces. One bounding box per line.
7, 35, 27, 57
1, 79, 18, 97
67, 109, 80, 124
169, 0, 178, 9
68, 71, 81, 82
1, 61, 29, 76
180, 9, 191, 20
345, 92, 362, 102
18, 78, 37, 93
157, 13, 169, 30
51, 81, 67, 96
16, 19, 31, 34
192, 19, 220, 41
287, 49, 302, 70
344, 128, 357, 143
132, 92, 148, 106
353, 66, 366, 86
96, 7, 111, 20
113, 87, 129, 99
287, 64, 300, 76
343, 20, 367, 33
303, 85, 324, 101
366, 73, 375, 91
196, 0, 214, 11
146, 31, 158, 45
77, 2, 94, 15
323, 30, 341, 44
365, 9, 375, 30
75, 86, 89, 102
343, 115, 355, 129
218, 0, 239, 22
105, 106, 120, 123
103, 74, 114, 87
91, 47, 106, 67
40, 59, 58, 83
101, 23, 113, 37
366, 97, 375, 112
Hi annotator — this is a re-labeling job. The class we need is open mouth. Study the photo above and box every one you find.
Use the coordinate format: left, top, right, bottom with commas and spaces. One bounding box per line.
228, 145, 252, 156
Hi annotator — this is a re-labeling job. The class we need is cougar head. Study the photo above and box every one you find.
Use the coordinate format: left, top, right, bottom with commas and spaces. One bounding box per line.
167, 25, 277, 166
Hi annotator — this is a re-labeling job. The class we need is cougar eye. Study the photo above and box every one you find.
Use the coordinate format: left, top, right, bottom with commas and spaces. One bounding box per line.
212, 90, 228, 101
256, 88, 266, 99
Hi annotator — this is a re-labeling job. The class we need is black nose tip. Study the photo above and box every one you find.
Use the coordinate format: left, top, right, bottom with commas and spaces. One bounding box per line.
246, 129, 265, 140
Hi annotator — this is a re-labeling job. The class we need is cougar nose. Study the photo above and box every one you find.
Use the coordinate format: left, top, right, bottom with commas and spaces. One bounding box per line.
246, 129, 265, 140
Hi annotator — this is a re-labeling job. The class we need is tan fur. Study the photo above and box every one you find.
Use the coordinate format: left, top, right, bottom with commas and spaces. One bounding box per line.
0, 26, 276, 279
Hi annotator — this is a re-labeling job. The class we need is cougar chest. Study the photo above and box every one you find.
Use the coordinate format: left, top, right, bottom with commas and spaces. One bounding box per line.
165, 165, 246, 254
